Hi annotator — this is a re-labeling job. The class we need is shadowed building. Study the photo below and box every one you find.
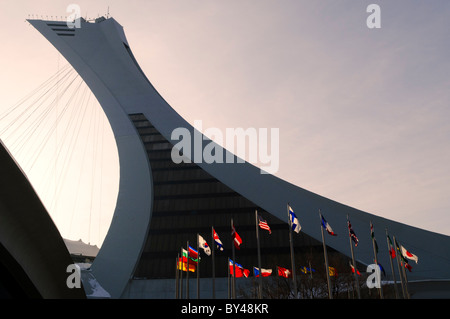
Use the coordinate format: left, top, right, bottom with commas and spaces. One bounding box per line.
0, 140, 86, 299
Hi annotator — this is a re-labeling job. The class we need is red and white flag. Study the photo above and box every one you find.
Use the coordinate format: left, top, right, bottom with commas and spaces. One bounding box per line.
254, 267, 272, 277
258, 215, 271, 234
231, 222, 243, 249
277, 266, 291, 278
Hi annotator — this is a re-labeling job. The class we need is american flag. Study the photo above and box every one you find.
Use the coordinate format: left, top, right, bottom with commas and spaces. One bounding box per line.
258, 215, 272, 234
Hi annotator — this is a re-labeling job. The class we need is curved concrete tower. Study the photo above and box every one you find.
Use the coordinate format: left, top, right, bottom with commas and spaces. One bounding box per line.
27, 17, 450, 298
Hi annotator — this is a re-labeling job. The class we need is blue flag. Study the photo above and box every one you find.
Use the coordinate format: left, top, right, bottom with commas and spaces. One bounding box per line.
288, 205, 301, 233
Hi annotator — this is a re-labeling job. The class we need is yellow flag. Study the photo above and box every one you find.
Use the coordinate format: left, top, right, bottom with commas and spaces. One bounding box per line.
177, 258, 196, 272
329, 266, 337, 277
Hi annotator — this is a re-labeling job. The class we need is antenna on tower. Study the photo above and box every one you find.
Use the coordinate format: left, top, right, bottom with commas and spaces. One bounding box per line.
107, 6, 110, 18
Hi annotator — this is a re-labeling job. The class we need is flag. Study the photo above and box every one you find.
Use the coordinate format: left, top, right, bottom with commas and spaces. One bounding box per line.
329, 266, 338, 277
321, 215, 337, 236
300, 266, 315, 274
387, 235, 396, 259
258, 215, 271, 234
253, 267, 272, 277
189, 245, 199, 261
213, 228, 224, 251
400, 245, 419, 264
182, 247, 200, 265
370, 222, 378, 253
288, 205, 301, 233
395, 239, 413, 272
231, 222, 243, 249
395, 239, 410, 264
277, 266, 291, 278
389, 246, 396, 259
404, 262, 413, 272
349, 262, 361, 276
177, 257, 196, 272
229, 260, 250, 278
348, 220, 359, 246
198, 234, 211, 256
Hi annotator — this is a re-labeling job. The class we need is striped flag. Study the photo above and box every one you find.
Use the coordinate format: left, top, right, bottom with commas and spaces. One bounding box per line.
213, 228, 224, 251
321, 215, 337, 236
229, 260, 250, 278
178, 257, 196, 272
253, 267, 272, 277
189, 245, 199, 260
258, 215, 271, 234
182, 247, 200, 265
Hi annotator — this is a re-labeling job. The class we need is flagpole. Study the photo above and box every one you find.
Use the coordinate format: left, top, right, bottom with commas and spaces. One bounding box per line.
227, 257, 231, 299
175, 255, 179, 299
287, 203, 298, 298
320, 210, 332, 299
197, 234, 200, 299
211, 226, 216, 299
396, 237, 410, 299
186, 241, 190, 299
347, 215, 360, 299
400, 243, 411, 299
308, 260, 313, 280
370, 221, 383, 299
180, 247, 183, 299
231, 219, 236, 299
402, 260, 410, 299
385, 228, 399, 299
255, 209, 263, 298
393, 236, 407, 299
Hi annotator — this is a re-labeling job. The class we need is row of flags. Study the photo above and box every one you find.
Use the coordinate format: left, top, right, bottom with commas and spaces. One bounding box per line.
228, 262, 340, 279
177, 246, 201, 272
227, 261, 336, 279
176, 213, 274, 275
176, 204, 420, 299
177, 208, 419, 273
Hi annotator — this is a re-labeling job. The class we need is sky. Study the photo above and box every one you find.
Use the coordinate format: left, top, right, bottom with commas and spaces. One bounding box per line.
1, 1, 450, 246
